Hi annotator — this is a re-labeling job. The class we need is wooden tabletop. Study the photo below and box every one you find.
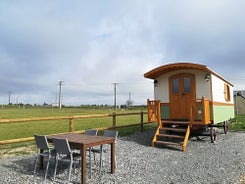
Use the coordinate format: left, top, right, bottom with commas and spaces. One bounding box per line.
47, 132, 115, 148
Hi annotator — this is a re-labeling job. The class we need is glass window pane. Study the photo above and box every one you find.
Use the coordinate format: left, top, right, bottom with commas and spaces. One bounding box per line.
173, 78, 179, 93
224, 83, 230, 101
184, 77, 191, 93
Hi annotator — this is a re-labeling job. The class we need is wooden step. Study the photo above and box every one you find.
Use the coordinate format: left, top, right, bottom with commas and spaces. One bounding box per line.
152, 119, 191, 151
157, 133, 185, 139
161, 120, 189, 125
154, 140, 182, 146
160, 127, 187, 132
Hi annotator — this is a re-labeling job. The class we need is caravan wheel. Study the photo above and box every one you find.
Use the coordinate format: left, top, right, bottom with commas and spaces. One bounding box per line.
210, 127, 216, 143
223, 121, 229, 134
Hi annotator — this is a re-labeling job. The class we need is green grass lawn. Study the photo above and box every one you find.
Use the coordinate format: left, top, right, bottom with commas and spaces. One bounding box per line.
0, 106, 148, 141
0, 106, 154, 157
0, 105, 244, 158
229, 114, 245, 130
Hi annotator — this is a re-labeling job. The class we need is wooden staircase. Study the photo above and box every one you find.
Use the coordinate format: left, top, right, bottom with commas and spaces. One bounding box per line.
148, 97, 211, 152
152, 120, 191, 152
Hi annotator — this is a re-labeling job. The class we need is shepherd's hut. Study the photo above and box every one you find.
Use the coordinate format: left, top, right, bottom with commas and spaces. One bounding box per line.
144, 62, 234, 151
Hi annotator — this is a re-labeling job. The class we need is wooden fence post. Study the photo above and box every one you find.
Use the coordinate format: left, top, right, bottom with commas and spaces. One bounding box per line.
112, 112, 116, 128
140, 111, 144, 132
69, 116, 74, 132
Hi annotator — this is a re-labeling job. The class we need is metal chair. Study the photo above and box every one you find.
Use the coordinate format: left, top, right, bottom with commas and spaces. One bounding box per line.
52, 138, 81, 183
85, 129, 98, 179
70, 129, 98, 179
85, 129, 98, 136
92, 130, 118, 175
33, 134, 55, 181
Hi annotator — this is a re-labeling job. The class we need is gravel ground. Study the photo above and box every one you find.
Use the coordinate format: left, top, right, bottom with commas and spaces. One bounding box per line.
0, 130, 244, 184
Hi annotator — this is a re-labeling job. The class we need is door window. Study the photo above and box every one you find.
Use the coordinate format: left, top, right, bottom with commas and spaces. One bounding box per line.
184, 77, 191, 93
173, 78, 179, 94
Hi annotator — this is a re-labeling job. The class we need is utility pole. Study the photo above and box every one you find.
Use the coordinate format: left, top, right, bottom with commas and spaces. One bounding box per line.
113, 83, 119, 110
58, 81, 64, 109
8, 91, 12, 105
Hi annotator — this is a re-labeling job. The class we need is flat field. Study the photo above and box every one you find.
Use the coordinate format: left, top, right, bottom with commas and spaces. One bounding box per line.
0, 106, 157, 157
0, 106, 150, 141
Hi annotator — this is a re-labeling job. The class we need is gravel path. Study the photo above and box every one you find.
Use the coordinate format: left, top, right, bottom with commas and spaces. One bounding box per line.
0, 130, 244, 184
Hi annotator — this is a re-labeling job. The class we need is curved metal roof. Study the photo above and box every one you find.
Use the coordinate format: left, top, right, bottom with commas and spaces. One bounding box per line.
144, 62, 233, 86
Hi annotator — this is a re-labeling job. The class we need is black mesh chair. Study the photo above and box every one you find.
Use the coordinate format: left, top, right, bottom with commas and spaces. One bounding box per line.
85, 129, 98, 178
91, 130, 118, 175
33, 134, 55, 181
52, 138, 81, 183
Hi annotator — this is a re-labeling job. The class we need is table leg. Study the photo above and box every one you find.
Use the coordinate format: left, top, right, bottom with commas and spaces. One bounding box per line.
111, 142, 115, 174
39, 149, 44, 169
81, 145, 86, 184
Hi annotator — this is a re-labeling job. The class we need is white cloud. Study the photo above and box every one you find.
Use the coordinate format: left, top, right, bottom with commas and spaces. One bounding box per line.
0, 0, 245, 105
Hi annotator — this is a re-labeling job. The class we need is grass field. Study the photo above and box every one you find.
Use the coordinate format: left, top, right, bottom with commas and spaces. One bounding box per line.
229, 114, 245, 130
0, 106, 157, 157
0, 105, 244, 158
0, 106, 150, 140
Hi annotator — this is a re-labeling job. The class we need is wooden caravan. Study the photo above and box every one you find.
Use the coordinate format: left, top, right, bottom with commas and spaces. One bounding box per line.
144, 62, 234, 151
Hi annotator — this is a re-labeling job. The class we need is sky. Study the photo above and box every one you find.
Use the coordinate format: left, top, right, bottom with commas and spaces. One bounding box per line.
0, 0, 245, 106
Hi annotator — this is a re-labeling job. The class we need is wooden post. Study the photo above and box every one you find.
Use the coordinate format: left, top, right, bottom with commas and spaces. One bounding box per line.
69, 116, 74, 132
147, 99, 150, 121
156, 100, 161, 126
140, 111, 144, 132
202, 96, 210, 124
189, 102, 193, 127
112, 112, 116, 127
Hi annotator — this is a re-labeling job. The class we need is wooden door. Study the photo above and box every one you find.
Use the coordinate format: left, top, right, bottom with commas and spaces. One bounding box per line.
169, 73, 196, 119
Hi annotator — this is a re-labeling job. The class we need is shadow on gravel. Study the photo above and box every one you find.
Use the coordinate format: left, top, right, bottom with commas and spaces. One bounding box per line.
127, 129, 155, 147
2, 156, 34, 176
2, 155, 81, 183
126, 129, 185, 152
127, 129, 219, 152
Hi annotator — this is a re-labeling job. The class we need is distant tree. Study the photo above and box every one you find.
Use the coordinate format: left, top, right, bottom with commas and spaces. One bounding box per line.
126, 99, 133, 108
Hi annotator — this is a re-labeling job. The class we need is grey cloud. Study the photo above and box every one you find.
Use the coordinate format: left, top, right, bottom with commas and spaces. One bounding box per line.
0, 0, 245, 104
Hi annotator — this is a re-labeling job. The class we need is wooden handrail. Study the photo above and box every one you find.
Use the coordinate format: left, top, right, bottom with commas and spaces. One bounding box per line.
182, 125, 190, 152
147, 99, 161, 124
189, 96, 210, 125
0, 114, 110, 124
202, 96, 211, 124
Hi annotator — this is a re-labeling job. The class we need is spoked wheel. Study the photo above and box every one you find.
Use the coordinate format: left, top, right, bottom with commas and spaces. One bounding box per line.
223, 121, 229, 134
210, 127, 216, 143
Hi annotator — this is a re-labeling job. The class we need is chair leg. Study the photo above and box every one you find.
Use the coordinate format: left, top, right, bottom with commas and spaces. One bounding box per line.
33, 154, 39, 182
89, 149, 92, 179
33, 154, 50, 181
44, 156, 50, 180
115, 154, 117, 169
93, 151, 96, 164
99, 148, 103, 175
53, 155, 59, 182
68, 159, 73, 183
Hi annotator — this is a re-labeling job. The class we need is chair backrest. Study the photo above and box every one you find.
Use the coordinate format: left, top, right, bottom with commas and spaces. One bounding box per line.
85, 129, 98, 136
103, 130, 118, 142
34, 134, 49, 150
52, 138, 71, 155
